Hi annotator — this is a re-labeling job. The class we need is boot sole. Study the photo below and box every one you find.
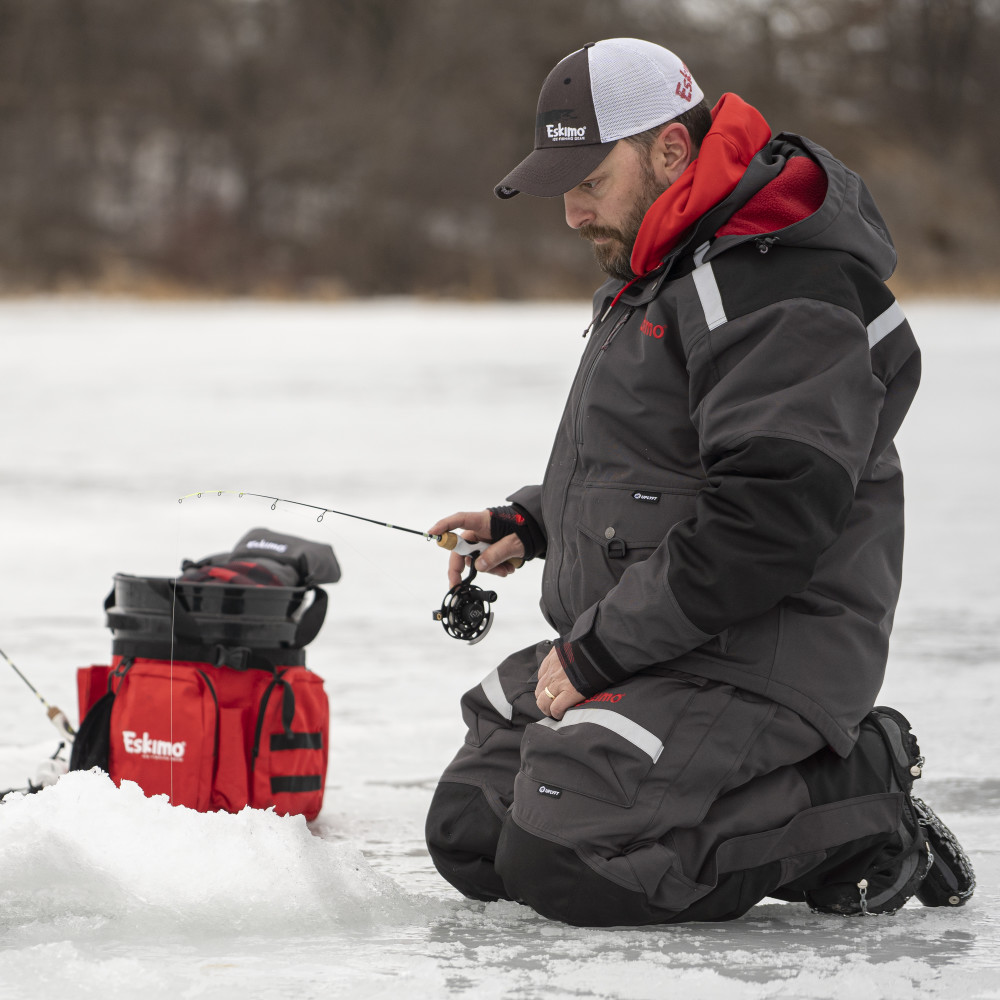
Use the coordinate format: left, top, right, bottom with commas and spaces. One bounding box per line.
912, 796, 976, 907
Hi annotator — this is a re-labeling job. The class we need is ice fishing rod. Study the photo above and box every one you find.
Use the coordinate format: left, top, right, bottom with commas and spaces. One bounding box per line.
178, 490, 519, 643
1, 647, 76, 742
178, 490, 505, 559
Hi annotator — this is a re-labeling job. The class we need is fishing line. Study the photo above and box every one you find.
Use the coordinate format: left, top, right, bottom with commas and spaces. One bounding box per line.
179, 490, 514, 643
169, 505, 179, 806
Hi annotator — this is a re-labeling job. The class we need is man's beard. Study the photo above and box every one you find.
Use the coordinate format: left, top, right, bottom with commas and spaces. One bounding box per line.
579, 156, 665, 282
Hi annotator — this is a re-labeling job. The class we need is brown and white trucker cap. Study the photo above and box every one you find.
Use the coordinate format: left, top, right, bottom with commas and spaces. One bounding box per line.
495, 38, 703, 199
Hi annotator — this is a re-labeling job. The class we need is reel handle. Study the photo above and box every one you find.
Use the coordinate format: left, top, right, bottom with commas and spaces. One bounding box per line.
436, 532, 525, 569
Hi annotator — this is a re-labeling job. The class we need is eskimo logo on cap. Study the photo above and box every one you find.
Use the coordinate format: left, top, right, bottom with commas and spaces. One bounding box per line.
546, 123, 587, 141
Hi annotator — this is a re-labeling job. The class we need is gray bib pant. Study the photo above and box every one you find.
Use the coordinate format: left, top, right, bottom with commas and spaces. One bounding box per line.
426, 640, 905, 926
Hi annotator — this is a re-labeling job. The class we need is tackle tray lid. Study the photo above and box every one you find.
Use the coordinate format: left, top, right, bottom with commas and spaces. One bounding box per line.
111, 573, 310, 622
105, 574, 328, 650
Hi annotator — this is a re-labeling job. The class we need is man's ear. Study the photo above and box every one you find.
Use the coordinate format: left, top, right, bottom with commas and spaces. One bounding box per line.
650, 123, 694, 186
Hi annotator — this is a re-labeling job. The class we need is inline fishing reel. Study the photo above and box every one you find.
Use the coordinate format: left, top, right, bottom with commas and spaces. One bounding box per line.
432, 553, 498, 644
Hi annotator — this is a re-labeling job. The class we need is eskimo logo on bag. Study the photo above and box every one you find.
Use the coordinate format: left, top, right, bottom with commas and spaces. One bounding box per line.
246, 538, 288, 554
122, 730, 187, 762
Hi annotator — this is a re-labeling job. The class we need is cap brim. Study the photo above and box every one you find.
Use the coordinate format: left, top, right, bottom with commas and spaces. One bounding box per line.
494, 141, 617, 199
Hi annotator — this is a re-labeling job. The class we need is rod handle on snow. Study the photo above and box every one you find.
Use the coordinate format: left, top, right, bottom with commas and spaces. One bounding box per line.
436, 532, 524, 568
2, 646, 76, 742
46, 706, 77, 742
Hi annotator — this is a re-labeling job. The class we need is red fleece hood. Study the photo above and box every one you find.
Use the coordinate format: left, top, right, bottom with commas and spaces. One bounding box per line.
630, 93, 826, 276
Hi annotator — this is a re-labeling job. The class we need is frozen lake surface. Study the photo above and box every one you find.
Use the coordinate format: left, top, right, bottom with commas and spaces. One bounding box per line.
1, 297, 998, 998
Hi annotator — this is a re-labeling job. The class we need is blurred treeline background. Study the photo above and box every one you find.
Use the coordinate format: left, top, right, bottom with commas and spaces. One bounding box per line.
1, 0, 997, 299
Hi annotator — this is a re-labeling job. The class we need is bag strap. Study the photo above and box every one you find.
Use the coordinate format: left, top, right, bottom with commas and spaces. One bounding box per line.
250, 670, 297, 771
69, 657, 135, 773
292, 587, 327, 648
108, 655, 136, 692
109, 638, 306, 671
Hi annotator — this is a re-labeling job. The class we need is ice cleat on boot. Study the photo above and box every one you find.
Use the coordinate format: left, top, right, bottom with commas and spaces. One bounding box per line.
807, 706, 932, 916
806, 835, 932, 915
869, 706, 975, 909
912, 795, 976, 907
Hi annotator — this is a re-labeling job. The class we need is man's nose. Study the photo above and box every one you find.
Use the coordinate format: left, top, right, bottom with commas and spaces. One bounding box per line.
564, 191, 595, 230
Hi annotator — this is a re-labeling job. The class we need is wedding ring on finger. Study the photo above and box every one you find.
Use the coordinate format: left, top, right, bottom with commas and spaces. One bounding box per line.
543, 686, 556, 700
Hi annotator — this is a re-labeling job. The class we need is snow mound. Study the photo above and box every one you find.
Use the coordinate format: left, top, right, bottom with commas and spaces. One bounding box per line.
0, 769, 420, 936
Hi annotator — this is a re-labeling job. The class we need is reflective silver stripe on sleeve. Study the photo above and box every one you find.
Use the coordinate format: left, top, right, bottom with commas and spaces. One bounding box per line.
536, 709, 663, 762
867, 301, 906, 349
481, 668, 513, 721
692, 261, 727, 331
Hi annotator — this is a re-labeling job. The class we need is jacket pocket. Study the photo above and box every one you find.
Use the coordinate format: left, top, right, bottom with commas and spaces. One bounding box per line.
519, 707, 665, 807
567, 483, 699, 614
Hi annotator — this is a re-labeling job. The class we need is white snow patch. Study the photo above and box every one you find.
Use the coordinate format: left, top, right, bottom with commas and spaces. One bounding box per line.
0, 770, 422, 937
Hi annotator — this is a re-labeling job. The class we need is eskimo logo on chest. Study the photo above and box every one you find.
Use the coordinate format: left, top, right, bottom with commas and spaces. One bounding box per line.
640, 317, 666, 339
122, 730, 187, 762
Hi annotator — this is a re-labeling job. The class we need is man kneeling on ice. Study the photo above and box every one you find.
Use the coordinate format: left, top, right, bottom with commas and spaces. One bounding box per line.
425, 38, 974, 926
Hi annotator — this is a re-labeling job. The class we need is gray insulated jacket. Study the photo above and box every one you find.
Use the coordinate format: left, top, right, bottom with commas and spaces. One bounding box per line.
509, 124, 920, 757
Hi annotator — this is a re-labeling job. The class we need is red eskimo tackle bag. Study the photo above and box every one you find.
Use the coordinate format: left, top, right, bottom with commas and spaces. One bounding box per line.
71, 528, 340, 821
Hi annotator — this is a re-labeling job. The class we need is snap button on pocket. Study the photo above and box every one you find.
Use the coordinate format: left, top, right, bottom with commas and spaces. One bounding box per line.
604, 526, 616, 539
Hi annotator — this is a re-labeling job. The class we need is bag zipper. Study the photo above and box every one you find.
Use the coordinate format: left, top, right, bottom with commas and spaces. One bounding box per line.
195, 669, 220, 761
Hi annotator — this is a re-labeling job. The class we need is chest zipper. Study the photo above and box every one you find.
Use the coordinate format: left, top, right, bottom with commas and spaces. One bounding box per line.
600, 310, 631, 351
554, 280, 639, 627
575, 305, 634, 446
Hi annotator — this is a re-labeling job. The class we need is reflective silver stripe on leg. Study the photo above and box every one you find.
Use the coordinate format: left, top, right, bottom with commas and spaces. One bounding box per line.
481, 668, 513, 721
536, 708, 663, 762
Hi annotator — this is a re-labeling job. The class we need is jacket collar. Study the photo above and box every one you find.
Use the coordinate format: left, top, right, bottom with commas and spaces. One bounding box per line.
629, 93, 773, 277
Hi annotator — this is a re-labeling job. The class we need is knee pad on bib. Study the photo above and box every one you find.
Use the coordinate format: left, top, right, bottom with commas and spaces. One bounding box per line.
425, 781, 508, 902
496, 817, 788, 926
495, 816, 662, 927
